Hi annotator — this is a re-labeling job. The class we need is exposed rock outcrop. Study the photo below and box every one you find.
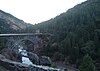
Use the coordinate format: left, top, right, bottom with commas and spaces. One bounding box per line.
0, 54, 61, 71
39, 56, 52, 66
0, 54, 29, 71
27, 43, 34, 52
28, 52, 39, 64
0, 10, 30, 30
0, 48, 52, 67
0, 48, 21, 62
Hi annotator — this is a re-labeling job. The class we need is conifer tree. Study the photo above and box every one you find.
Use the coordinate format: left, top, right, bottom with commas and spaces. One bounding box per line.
79, 54, 96, 71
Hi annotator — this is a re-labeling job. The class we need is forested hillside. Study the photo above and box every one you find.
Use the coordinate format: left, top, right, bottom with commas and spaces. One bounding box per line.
0, 0, 100, 70
33, 0, 100, 70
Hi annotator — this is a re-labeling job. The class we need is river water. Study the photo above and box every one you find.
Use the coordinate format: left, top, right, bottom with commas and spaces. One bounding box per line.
18, 47, 63, 71
18, 49, 33, 65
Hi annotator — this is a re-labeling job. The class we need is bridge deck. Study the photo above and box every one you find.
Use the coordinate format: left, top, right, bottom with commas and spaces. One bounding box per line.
0, 33, 52, 37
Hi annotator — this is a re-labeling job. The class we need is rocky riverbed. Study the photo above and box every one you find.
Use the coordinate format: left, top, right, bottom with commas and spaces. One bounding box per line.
0, 48, 63, 71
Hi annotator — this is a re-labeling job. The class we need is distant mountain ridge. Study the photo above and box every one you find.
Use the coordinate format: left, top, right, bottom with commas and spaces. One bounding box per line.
0, 10, 33, 33
0, 10, 30, 30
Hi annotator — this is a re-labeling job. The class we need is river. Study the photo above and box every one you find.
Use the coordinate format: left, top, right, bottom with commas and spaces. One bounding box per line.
18, 47, 63, 71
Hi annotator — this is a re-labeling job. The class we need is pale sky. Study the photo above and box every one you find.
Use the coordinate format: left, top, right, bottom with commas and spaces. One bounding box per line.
0, 0, 86, 24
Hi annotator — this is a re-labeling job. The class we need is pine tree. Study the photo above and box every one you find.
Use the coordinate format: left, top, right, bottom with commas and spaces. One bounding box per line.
79, 54, 96, 71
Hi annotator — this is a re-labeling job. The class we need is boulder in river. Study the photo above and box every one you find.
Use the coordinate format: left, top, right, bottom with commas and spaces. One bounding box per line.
39, 56, 52, 66
0, 54, 61, 71
28, 52, 39, 64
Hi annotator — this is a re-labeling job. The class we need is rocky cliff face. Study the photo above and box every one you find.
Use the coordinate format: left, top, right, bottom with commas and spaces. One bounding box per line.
0, 10, 30, 30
